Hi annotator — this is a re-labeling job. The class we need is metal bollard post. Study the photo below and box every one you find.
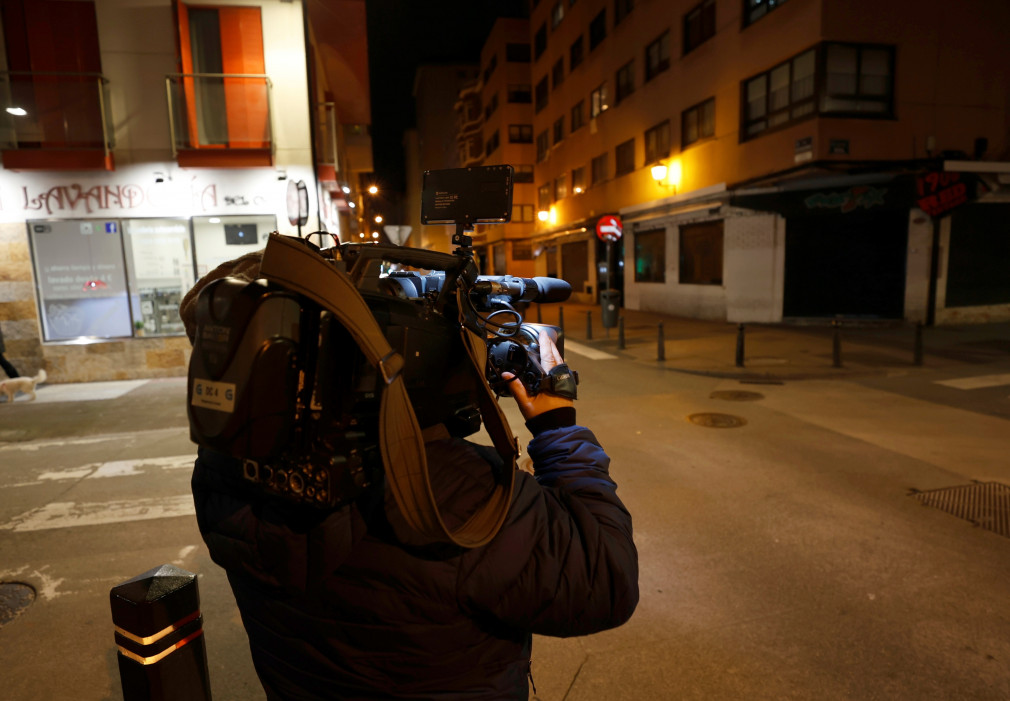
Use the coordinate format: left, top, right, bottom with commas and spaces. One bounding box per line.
586, 310, 593, 340
558, 306, 565, 335
536, 303, 542, 323
657, 322, 665, 361
832, 320, 842, 368
111, 564, 212, 701
618, 315, 626, 350
735, 323, 745, 368
914, 322, 924, 366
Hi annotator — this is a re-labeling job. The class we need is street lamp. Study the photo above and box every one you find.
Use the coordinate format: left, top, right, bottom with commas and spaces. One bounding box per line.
368, 185, 378, 195
652, 158, 682, 193
374, 215, 383, 223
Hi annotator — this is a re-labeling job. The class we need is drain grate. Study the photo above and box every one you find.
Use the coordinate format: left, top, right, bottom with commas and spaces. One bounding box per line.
912, 482, 1010, 538
710, 390, 764, 401
688, 413, 747, 428
0, 582, 37, 627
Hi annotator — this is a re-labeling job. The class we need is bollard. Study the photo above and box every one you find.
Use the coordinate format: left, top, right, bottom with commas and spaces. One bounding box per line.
832, 320, 842, 368
558, 306, 565, 335
657, 323, 665, 361
586, 310, 593, 340
618, 315, 626, 350
536, 303, 542, 323
111, 564, 212, 701
914, 322, 924, 366
735, 323, 745, 368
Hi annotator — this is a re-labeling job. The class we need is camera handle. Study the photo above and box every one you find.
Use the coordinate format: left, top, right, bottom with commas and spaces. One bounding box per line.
259, 233, 517, 549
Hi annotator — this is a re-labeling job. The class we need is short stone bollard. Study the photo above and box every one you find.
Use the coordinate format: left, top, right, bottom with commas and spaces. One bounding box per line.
110, 564, 212, 701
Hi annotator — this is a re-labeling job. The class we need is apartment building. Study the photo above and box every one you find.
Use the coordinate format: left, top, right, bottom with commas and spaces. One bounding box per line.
0, 0, 371, 382
453, 0, 1010, 321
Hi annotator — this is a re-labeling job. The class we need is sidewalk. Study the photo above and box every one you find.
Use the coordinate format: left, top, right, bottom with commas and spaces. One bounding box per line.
533, 301, 1010, 380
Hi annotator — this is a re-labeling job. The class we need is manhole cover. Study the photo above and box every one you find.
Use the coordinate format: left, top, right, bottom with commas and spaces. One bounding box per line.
0, 582, 37, 627
710, 390, 764, 401
912, 482, 1010, 538
688, 413, 747, 428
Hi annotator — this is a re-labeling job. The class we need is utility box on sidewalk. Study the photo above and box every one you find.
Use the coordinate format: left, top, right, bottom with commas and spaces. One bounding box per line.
601, 289, 621, 328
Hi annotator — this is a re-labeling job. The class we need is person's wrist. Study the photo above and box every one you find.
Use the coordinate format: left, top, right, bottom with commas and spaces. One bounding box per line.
525, 406, 576, 436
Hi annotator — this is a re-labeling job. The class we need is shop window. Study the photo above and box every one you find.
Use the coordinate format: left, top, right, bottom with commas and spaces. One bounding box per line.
589, 9, 607, 51
192, 214, 276, 276
591, 83, 609, 117
683, 0, 716, 54
570, 35, 585, 70
615, 138, 635, 175
615, 60, 635, 104
591, 152, 608, 185
645, 31, 671, 82
562, 241, 589, 293
571, 100, 585, 131
744, 0, 789, 27
514, 164, 535, 183
679, 220, 723, 285
645, 119, 671, 163
682, 97, 715, 147
29, 219, 133, 340
123, 219, 194, 337
634, 228, 666, 283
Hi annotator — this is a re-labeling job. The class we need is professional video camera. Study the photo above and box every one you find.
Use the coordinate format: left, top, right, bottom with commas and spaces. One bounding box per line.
187, 166, 575, 540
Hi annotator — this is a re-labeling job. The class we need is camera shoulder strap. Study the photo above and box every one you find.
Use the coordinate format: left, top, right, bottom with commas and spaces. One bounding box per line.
259, 233, 516, 549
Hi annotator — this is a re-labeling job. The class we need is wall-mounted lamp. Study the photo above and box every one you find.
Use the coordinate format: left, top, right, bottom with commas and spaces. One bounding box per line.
341, 185, 351, 194
367, 185, 378, 195
537, 209, 549, 222
359, 232, 365, 238
374, 215, 383, 223
348, 201, 356, 209
652, 159, 682, 193
573, 186, 584, 194
6, 106, 27, 116
371, 231, 379, 239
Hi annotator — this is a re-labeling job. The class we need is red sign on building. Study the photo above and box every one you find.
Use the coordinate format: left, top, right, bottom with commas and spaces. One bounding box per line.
596, 215, 623, 242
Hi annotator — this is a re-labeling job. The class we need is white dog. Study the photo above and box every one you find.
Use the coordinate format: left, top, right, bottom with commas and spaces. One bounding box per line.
0, 369, 47, 403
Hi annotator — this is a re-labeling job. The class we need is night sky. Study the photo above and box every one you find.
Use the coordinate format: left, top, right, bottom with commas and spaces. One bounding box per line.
365, 0, 527, 199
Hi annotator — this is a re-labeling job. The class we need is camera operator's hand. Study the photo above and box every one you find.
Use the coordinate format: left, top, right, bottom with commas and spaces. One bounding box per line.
503, 329, 574, 420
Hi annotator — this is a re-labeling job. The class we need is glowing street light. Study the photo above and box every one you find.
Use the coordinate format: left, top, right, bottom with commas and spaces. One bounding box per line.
374, 215, 383, 223
537, 210, 549, 222
368, 185, 378, 195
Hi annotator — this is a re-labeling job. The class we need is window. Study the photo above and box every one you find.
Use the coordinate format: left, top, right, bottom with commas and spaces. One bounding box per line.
551, 0, 565, 28
572, 166, 586, 193
644, 119, 671, 163
552, 58, 564, 89
484, 92, 499, 120
684, 0, 716, 54
682, 97, 715, 146
483, 53, 498, 83
744, 0, 789, 27
534, 23, 547, 60
535, 76, 549, 113
538, 183, 552, 209
635, 228, 666, 282
485, 129, 500, 156
679, 220, 723, 285
589, 10, 607, 50
514, 164, 535, 183
553, 116, 564, 145
509, 124, 533, 143
570, 35, 584, 69
741, 42, 892, 140
570, 102, 586, 133
645, 31, 670, 82
554, 173, 568, 199
506, 43, 531, 62
591, 152, 608, 185
507, 84, 532, 103
536, 130, 550, 161
512, 241, 534, 260
615, 138, 635, 175
615, 60, 635, 103
615, 0, 634, 25
590, 83, 609, 117
513, 204, 535, 222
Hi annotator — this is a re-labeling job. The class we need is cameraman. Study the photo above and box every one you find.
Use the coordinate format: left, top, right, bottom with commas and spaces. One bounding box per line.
183, 255, 638, 700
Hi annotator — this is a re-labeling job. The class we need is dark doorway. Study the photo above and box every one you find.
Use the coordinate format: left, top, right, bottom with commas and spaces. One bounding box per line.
783, 210, 907, 318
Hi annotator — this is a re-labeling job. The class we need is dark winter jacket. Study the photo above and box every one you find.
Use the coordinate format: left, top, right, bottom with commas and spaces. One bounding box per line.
192, 417, 638, 700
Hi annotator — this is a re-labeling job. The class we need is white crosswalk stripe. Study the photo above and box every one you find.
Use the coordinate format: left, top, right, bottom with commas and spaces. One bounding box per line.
564, 340, 618, 360
1, 495, 195, 532
934, 373, 1010, 390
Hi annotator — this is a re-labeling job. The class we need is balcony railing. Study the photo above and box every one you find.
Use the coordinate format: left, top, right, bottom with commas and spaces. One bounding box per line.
0, 71, 113, 157
165, 73, 273, 158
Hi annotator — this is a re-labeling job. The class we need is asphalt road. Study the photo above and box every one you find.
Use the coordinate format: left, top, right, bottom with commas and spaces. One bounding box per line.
1, 348, 1009, 700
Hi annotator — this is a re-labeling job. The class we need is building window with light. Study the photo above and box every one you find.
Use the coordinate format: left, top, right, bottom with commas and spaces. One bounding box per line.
590, 83, 609, 117
645, 31, 670, 82
508, 84, 532, 103
635, 228, 666, 283
553, 116, 564, 145
554, 173, 568, 200
570, 35, 585, 69
615, 138, 635, 176
509, 124, 533, 143
535, 23, 548, 60
572, 166, 586, 193
551, 0, 565, 29
743, 0, 790, 27
644, 119, 671, 163
552, 58, 565, 89
514, 164, 535, 183
536, 130, 550, 162
535, 76, 549, 113
538, 183, 552, 210
682, 97, 715, 147
679, 220, 723, 285
615, 0, 634, 25
591, 152, 608, 185
513, 204, 535, 222
683, 0, 716, 54
571, 100, 585, 131
615, 60, 635, 104
589, 9, 607, 51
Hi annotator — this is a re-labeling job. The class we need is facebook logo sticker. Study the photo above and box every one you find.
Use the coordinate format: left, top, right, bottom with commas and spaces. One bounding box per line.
105, 222, 118, 234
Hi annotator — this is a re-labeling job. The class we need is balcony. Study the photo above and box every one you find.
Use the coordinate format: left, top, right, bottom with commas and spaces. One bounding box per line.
0, 71, 114, 170
166, 73, 273, 167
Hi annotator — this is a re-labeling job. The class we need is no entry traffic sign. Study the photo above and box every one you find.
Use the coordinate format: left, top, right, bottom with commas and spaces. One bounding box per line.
596, 215, 622, 242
